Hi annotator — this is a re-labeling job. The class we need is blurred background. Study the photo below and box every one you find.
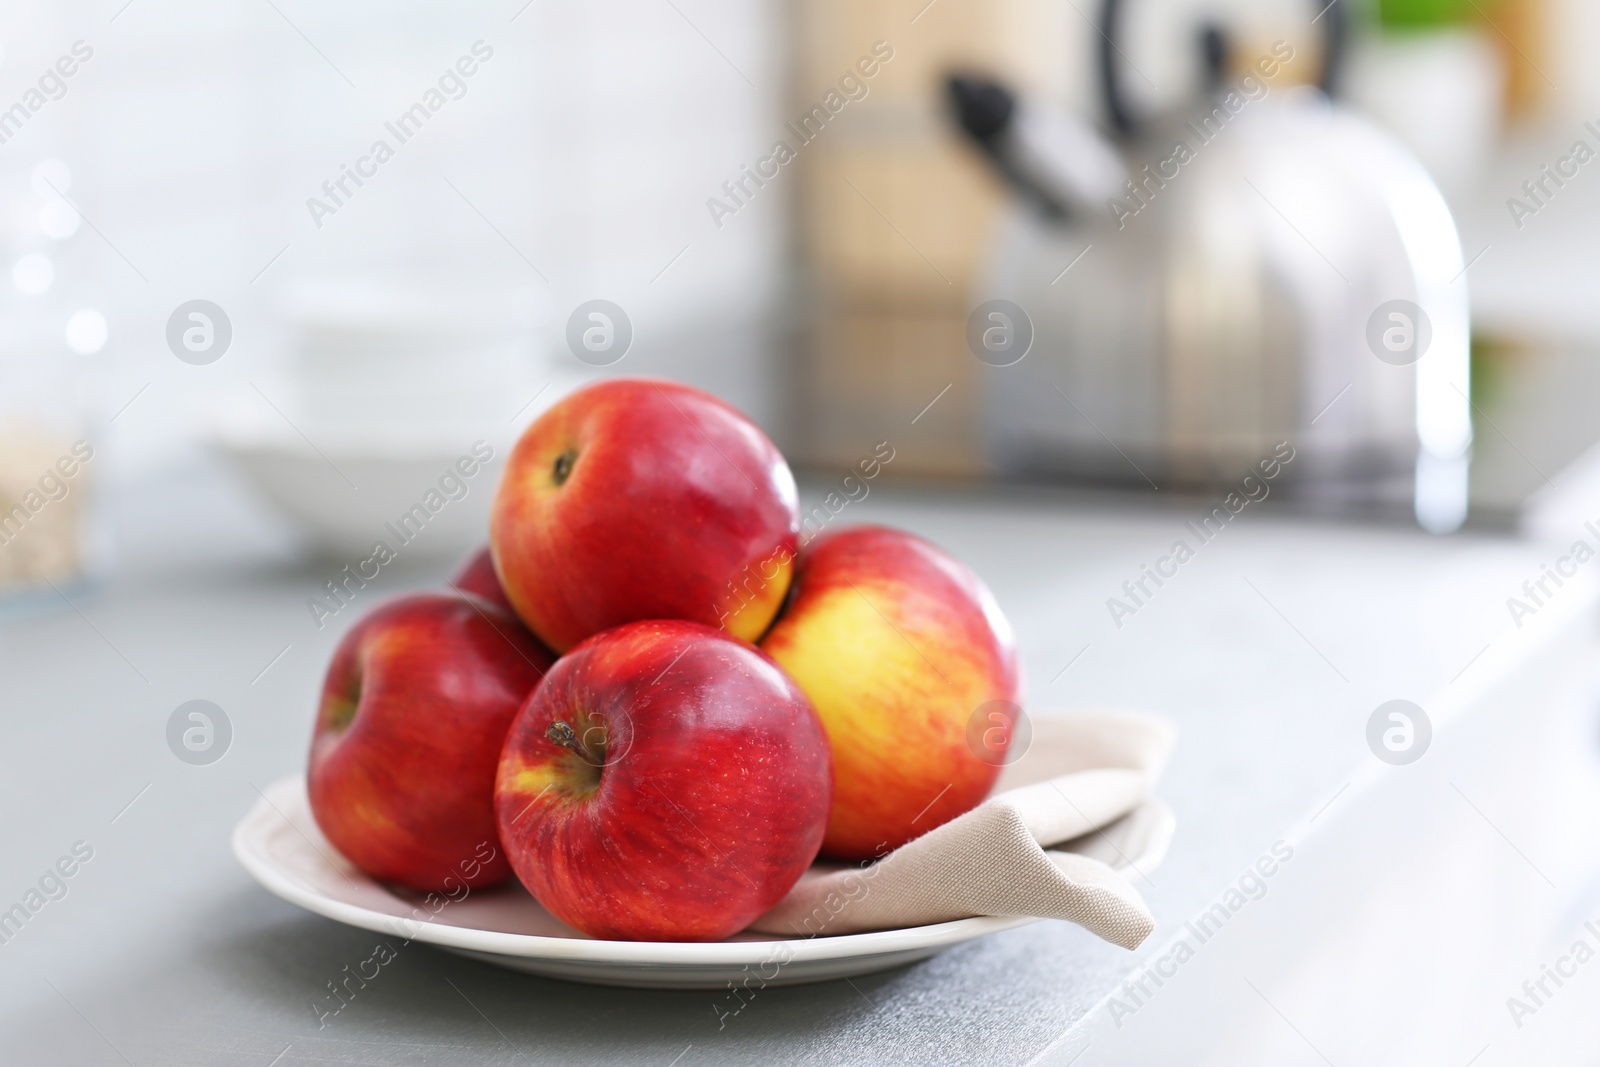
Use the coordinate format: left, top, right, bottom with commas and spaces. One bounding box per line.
8, 4, 1600, 1064
3, 0, 1600, 594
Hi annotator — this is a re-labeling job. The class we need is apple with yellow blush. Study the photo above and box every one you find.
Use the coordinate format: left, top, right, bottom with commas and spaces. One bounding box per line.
760, 525, 1021, 859
490, 378, 800, 653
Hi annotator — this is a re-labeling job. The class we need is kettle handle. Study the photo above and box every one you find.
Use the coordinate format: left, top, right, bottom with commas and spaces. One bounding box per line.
1098, 0, 1346, 136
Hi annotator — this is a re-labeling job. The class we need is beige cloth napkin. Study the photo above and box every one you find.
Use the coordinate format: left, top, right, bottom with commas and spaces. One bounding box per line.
749, 709, 1177, 950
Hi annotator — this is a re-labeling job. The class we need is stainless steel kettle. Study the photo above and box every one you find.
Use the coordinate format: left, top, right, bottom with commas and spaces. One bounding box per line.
949, 0, 1473, 530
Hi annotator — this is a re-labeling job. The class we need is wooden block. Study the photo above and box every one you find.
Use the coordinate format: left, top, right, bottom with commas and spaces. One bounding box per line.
796, 309, 981, 477
789, 0, 1068, 475
793, 0, 1069, 107
799, 141, 1004, 309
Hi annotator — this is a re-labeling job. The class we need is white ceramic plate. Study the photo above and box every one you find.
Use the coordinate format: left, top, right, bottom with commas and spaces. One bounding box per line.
234, 775, 1173, 989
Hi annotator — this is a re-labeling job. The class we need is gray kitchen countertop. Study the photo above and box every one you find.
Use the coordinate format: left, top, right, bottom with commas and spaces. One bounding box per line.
0, 457, 1558, 1065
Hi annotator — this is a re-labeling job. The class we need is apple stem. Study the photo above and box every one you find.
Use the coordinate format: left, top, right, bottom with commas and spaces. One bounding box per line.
546, 720, 604, 766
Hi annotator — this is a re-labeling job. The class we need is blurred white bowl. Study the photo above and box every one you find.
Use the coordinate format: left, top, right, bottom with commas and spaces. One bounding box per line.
216, 431, 503, 560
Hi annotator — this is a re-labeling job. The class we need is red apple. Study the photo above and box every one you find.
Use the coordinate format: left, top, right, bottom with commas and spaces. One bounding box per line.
308, 593, 554, 892
450, 544, 515, 614
761, 525, 1021, 859
495, 620, 831, 941
490, 378, 800, 653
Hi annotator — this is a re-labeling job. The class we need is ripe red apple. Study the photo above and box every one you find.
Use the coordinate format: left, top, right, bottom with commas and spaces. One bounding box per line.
761, 525, 1021, 859
308, 593, 554, 892
490, 378, 800, 653
450, 544, 515, 614
495, 620, 831, 941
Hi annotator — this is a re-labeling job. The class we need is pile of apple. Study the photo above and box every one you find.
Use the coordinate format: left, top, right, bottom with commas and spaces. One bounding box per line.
307, 378, 1021, 941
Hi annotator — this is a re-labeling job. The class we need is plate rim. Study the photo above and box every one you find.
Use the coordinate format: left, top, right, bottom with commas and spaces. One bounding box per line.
234, 774, 1172, 967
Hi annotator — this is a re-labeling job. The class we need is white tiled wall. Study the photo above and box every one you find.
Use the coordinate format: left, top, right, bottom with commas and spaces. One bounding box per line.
0, 0, 786, 474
